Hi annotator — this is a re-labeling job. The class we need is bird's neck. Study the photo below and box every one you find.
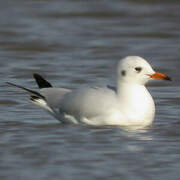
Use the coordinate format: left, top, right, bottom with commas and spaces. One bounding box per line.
117, 81, 152, 105
117, 81, 145, 97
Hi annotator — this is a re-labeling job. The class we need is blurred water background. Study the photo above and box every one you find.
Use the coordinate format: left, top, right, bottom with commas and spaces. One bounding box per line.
1, 0, 180, 179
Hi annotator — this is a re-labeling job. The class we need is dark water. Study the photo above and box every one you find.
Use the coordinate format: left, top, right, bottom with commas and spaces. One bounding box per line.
1, 0, 180, 179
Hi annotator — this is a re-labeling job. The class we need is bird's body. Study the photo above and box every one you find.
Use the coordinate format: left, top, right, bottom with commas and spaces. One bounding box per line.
7, 56, 171, 127
38, 84, 154, 126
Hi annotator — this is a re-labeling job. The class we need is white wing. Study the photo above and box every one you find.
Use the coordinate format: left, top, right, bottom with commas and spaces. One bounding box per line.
40, 87, 71, 108
56, 86, 118, 119
7, 73, 119, 123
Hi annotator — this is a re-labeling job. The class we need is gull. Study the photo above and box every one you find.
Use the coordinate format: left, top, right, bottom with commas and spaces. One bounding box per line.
7, 56, 171, 127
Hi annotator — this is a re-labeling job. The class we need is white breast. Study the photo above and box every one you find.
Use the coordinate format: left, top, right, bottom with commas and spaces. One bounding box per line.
118, 84, 155, 126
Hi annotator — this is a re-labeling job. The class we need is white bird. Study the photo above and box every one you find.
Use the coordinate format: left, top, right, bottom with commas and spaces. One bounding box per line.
7, 56, 171, 127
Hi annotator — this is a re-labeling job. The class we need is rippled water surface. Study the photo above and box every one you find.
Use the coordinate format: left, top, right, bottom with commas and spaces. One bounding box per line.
1, 0, 180, 179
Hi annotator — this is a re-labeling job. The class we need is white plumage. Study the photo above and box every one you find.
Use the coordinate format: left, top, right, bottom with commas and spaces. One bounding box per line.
8, 56, 171, 127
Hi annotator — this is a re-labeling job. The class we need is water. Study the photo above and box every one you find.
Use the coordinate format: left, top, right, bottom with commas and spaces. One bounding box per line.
1, 0, 180, 179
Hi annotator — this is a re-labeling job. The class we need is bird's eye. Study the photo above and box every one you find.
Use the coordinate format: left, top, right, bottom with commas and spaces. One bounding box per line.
135, 67, 142, 73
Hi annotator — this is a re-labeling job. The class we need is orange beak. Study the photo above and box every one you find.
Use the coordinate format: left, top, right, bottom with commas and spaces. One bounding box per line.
150, 72, 171, 81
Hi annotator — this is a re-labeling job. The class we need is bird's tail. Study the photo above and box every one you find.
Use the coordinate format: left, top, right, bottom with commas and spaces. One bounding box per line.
6, 75, 58, 118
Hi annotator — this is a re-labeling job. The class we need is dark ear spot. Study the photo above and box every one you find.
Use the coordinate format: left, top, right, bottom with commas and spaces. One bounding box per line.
121, 70, 126, 76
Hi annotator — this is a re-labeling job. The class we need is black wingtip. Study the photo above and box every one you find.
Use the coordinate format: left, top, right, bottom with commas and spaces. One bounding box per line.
6, 82, 45, 99
33, 73, 52, 89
